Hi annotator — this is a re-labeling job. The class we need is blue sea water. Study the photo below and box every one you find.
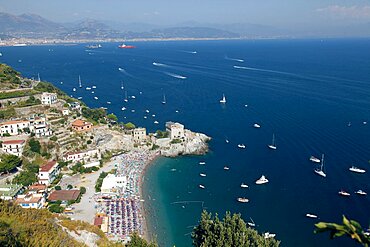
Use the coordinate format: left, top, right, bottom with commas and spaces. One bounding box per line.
1, 39, 370, 247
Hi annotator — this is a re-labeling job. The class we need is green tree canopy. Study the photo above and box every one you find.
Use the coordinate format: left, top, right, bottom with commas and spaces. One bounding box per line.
12, 170, 37, 186
28, 138, 41, 154
192, 211, 280, 247
126, 232, 157, 247
124, 122, 136, 130
107, 113, 118, 122
0, 154, 21, 173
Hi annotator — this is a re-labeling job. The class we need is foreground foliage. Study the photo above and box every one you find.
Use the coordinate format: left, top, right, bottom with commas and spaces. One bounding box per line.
126, 232, 157, 247
315, 215, 370, 246
192, 211, 280, 247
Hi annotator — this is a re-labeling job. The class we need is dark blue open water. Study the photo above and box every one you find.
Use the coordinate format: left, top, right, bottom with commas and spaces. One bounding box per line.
1, 39, 370, 246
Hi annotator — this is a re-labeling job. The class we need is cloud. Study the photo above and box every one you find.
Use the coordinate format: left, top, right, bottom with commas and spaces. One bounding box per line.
316, 5, 370, 19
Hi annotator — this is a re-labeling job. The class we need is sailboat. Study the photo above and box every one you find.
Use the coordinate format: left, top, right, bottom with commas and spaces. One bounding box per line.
268, 134, 277, 150
124, 91, 128, 102
220, 94, 226, 103
162, 94, 166, 104
247, 218, 256, 227
121, 81, 124, 90
78, 75, 82, 88
314, 154, 326, 177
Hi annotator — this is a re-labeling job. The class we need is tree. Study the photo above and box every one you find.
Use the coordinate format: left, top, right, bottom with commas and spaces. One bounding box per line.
126, 232, 157, 247
12, 170, 37, 186
107, 113, 118, 122
192, 210, 280, 247
80, 187, 86, 194
48, 204, 64, 213
124, 122, 136, 129
28, 138, 41, 154
0, 154, 21, 173
67, 184, 73, 190
55, 186, 61, 190
315, 215, 370, 246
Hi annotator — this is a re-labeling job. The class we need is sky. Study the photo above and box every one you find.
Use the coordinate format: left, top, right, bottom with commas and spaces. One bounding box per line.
1, 0, 370, 29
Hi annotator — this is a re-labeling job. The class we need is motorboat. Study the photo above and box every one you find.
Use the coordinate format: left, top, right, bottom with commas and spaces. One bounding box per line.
220, 94, 226, 103
355, 190, 367, 195
154, 121, 159, 124
240, 183, 248, 188
349, 166, 366, 173
255, 175, 269, 185
94, 96, 98, 100
224, 166, 230, 170
238, 144, 246, 149
306, 214, 318, 219
268, 134, 277, 150
338, 190, 350, 196
199, 161, 206, 165
253, 123, 261, 128
200, 173, 206, 177
314, 154, 326, 177
199, 185, 205, 189
264, 232, 276, 239
237, 197, 249, 203
310, 156, 321, 163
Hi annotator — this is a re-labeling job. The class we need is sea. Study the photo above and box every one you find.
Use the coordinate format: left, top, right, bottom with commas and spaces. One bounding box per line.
1, 39, 370, 247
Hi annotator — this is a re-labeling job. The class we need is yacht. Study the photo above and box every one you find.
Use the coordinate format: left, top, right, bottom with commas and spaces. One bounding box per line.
199, 161, 206, 165
225, 139, 229, 143
264, 232, 276, 239
238, 144, 246, 149
247, 218, 256, 227
121, 81, 124, 90
253, 123, 261, 128
86, 87, 92, 90
199, 185, 205, 189
94, 96, 98, 100
145, 109, 150, 113
162, 94, 166, 104
314, 154, 326, 177
124, 91, 128, 102
200, 173, 206, 177
131, 95, 136, 99
220, 94, 226, 103
121, 107, 126, 111
306, 214, 318, 219
154, 121, 159, 124
255, 175, 269, 185
355, 190, 367, 195
107, 101, 111, 104
338, 190, 350, 196
268, 134, 277, 150
309, 156, 321, 163
349, 166, 366, 173
224, 166, 230, 170
240, 183, 249, 188
92, 85, 97, 89
152, 114, 156, 117
73, 88, 76, 92
77, 97, 82, 100
237, 197, 249, 203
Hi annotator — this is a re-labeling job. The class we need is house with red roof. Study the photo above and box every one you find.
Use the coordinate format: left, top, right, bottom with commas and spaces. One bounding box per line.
71, 119, 93, 132
48, 190, 80, 203
38, 160, 59, 186
1, 139, 26, 157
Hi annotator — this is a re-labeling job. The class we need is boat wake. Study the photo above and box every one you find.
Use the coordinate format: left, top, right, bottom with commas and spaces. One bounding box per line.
183, 50, 197, 54
225, 56, 244, 62
233, 65, 295, 76
153, 62, 169, 67
165, 72, 187, 80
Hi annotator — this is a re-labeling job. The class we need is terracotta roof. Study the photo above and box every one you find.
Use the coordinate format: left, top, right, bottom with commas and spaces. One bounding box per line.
2, 140, 26, 145
94, 217, 103, 226
72, 119, 91, 127
0, 120, 28, 126
16, 194, 43, 204
39, 160, 57, 172
28, 184, 47, 191
48, 190, 80, 201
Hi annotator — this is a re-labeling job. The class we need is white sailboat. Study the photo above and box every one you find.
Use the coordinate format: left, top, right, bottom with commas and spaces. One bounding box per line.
162, 94, 166, 104
121, 81, 124, 90
268, 134, 277, 150
247, 218, 256, 227
124, 91, 128, 102
78, 75, 82, 88
314, 154, 326, 177
220, 94, 226, 103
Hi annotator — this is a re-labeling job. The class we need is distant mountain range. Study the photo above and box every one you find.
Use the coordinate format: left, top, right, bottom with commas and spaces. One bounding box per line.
1, 12, 369, 41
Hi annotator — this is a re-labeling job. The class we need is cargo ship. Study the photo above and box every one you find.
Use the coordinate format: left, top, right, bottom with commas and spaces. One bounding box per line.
118, 43, 135, 49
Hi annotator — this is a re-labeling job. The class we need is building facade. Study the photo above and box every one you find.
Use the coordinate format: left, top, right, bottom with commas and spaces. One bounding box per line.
0, 120, 29, 136
72, 119, 93, 132
16, 193, 45, 209
63, 149, 100, 163
1, 139, 26, 157
132, 128, 147, 143
166, 122, 185, 140
41, 92, 57, 105
38, 160, 59, 186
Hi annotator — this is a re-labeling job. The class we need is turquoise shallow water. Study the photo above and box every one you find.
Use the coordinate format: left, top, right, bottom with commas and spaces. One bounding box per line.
1, 39, 370, 246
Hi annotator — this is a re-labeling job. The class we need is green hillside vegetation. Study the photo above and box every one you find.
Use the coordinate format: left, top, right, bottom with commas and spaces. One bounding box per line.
0, 64, 21, 87
192, 210, 280, 247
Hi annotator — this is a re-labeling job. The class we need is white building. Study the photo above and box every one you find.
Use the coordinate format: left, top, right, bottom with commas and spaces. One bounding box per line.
101, 174, 127, 194
0, 120, 29, 136
63, 149, 100, 163
15, 193, 45, 209
38, 160, 59, 186
62, 109, 70, 116
1, 139, 26, 157
132, 128, 147, 143
166, 122, 185, 140
41, 92, 57, 105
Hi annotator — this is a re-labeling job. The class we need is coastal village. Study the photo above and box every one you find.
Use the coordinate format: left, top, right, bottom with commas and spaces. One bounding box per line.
0, 64, 210, 245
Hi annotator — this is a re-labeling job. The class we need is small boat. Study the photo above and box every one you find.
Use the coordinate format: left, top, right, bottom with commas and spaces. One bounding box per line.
91, 91, 95, 94
92, 86, 97, 89
355, 190, 367, 195
121, 107, 126, 111
314, 154, 326, 177
255, 175, 269, 185
107, 101, 111, 104
237, 197, 249, 203
348, 122, 352, 127
338, 190, 350, 196
310, 156, 321, 163
253, 123, 261, 128
77, 97, 83, 100
144, 116, 147, 119
199, 185, 205, 189
268, 134, 277, 150
60, 81, 63, 84
264, 232, 276, 239
200, 173, 206, 177
86, 87, 92, 90
0, 52, 2, 57
306, 214, 318, 219
225, 139, 229, 143
86, 44, 102, 49
238, 144, 246, 149
175, 110, 179, 113
131, 95, 136, 99
152, 114, 156, 117
94, 96, 98, 100
124, 91, 128, 102
240, 183, 248, 188
118, 43, 136, 49
162, 94, 166, 104
199, 161, 206, 165
121, 81, 124, 90
171, 168, 176, 172
131, 110, 135, 113
145, 109, 150, 113
349, 166, 366, 173
363, 121, 367, 125
220, 94, 226, 104
247, 218, 256, 227
73, 88, 76, 92
244, 104, 248, 107
224, 166, 230, 170
154, 121, 159, 124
